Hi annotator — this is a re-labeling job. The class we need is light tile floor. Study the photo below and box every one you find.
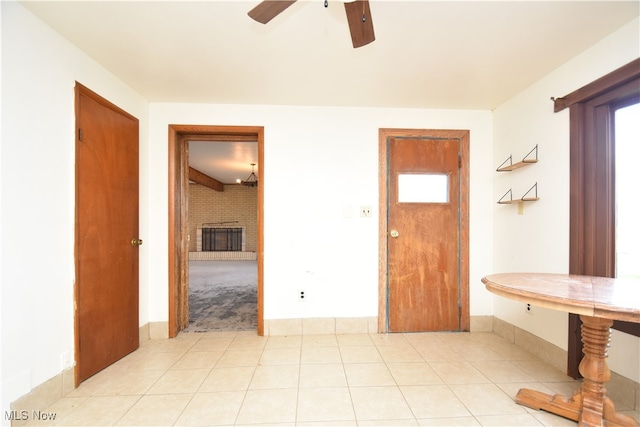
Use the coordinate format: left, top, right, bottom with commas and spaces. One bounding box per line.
25, 331, 639, 426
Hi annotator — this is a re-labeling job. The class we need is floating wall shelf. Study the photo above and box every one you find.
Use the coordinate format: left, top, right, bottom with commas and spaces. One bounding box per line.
496, 144, 538, 172
498, 183, 539, 204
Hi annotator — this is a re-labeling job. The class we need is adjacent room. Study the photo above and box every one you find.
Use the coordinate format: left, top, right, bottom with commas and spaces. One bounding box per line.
2, 0, 639, 425
186, 140, 259, 332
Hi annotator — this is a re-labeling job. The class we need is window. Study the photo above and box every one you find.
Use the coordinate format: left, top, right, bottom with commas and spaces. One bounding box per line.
398, 173, 449, 203
555, 58, 640, 378
615, 103, 640, 280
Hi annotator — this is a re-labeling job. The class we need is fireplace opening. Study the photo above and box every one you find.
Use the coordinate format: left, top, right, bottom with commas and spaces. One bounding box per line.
202, 227, 242, 251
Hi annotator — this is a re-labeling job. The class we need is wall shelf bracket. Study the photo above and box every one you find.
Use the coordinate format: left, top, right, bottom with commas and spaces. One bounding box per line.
496, 144, 538, 171
497, 183, 539, 204
498, 189, 513, 204
521, 182, 539, 202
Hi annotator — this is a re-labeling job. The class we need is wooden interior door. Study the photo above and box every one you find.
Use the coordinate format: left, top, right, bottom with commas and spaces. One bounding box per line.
75, 83, 140, 383
381, 129, 469, 333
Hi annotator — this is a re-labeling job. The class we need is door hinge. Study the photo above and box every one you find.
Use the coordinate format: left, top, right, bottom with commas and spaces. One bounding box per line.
458, 154, 462, 169
78, 128, 83, 141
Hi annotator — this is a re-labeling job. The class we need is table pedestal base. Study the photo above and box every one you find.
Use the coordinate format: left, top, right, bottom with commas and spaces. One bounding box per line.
515, 316, 637, 427
516, 389, 634, 426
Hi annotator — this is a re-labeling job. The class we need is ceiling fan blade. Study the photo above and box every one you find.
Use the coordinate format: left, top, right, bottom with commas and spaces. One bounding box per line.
344, 0, 375, 48
248, 1, 297, 24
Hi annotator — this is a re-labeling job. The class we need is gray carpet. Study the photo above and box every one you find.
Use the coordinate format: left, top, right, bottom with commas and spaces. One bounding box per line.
184, 260, 257, 332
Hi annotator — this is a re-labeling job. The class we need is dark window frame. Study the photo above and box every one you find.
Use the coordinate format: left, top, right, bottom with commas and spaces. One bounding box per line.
555, 58, 640, 378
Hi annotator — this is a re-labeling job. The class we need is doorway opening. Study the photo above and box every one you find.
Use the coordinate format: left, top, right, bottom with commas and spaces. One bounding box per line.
184, 140, 258, 332
168, 125, 264, 337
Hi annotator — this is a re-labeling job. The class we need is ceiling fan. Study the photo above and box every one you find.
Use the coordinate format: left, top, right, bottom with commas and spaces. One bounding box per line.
248, 0, 375, 48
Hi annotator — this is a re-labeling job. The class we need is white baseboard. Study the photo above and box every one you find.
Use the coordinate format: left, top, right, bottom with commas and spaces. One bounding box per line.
265, 315, 493, 336
264, 317, 379, 335
149, 321, 169, 339
9, 368, 74, 426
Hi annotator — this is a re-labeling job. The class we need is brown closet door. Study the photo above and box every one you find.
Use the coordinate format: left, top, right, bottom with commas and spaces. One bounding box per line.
76, 83, 139, 383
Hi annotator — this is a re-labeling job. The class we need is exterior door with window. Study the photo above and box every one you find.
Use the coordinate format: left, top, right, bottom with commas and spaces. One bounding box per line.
380, 129, 469, 333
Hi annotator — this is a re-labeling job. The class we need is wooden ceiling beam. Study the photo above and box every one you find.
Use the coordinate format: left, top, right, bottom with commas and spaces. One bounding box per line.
189, 167, 224, 192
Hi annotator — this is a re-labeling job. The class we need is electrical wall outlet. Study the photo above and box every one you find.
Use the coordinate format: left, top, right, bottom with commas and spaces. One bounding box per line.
299, 290, 306, 302
360, 206, 373, 217
526, 303, 532, 314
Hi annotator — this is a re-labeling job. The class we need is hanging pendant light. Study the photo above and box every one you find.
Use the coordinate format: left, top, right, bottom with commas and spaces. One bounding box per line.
240, 163, 258, 187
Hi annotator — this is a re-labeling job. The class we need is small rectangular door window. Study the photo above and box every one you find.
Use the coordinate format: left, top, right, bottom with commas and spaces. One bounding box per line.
398, 173, 449, 203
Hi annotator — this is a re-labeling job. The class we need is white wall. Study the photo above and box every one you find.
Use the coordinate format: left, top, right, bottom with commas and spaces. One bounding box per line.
492, 17, 640, 382
0, 1, 5, 417
1, 1, 149, 412
148, 105, 495, 322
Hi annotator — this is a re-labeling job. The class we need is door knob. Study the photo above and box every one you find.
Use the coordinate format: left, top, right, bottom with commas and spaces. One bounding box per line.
131, 238, 143, 246
390, 229, 399, 238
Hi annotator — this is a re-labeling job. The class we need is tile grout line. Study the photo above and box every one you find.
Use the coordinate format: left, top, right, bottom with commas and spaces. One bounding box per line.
389, 338, 421, 424
170, 332, 209, 426
230, 331, 266, 426
336, 337, 361, 425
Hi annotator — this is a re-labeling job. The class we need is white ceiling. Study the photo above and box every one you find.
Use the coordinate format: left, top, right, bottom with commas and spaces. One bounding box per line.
21, 0, 639, 182
189, 140, 258, 184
